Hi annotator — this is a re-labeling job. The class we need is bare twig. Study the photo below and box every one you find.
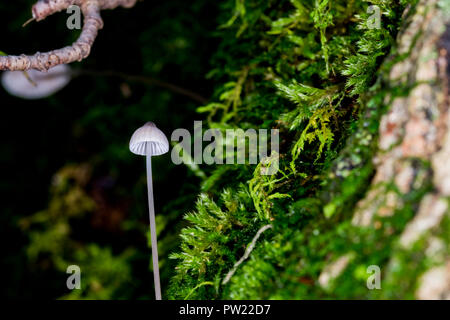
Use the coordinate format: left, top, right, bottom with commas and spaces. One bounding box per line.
222, 224, 273, 285
0, 0, 137, 71
77, 69, 209, 104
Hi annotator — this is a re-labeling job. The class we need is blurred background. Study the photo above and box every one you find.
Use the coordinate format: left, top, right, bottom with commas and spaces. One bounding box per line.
0, 0, 218, 299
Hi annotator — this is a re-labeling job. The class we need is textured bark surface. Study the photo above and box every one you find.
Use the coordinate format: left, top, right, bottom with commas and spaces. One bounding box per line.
351, 0, 450, 299
0, 0, 137, 71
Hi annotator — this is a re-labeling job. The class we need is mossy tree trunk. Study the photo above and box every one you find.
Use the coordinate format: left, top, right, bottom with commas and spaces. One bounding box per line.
169, 0, 450, 300
348, 0, 450, 299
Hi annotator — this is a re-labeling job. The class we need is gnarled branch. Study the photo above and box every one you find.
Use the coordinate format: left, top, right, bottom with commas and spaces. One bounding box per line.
0, 0, 137, 71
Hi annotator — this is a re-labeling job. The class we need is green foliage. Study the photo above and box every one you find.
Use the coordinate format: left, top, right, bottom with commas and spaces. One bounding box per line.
198, 67, 249, 124
168, 188, 259, 299
342, 0, 398, 96
21, 164, 135, 299
61, 245, 134, 300
248, 155, 292, 220
311, 0, 333, 74
276, 81, 344, 166
169, 0, 416, 300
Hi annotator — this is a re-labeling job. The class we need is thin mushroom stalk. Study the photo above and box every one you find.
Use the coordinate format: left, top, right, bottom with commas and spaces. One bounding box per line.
145, 148, 161, 300
129, 122, 169, 300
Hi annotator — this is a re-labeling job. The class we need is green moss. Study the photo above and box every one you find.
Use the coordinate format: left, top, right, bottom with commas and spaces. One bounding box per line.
168, 0, 421, 299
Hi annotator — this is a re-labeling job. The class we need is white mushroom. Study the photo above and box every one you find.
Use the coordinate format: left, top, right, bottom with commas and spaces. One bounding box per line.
1, 64, 71, 99
129, 121, 169, 300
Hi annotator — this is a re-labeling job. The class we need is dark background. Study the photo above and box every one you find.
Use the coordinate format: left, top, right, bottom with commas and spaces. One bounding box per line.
0, 0, 218, 299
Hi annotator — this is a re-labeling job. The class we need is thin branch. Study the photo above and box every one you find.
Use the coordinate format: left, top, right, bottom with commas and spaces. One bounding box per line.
77, 69, 209, 104
222, 224, 273, 285
0, 0, 137, 71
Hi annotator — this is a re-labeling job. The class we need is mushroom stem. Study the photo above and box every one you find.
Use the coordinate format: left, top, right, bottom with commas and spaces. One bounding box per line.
130, 122, 168, 300
146, 147, 162, 300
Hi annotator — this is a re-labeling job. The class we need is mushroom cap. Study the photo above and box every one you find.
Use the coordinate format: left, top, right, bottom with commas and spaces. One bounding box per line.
1, 64, 71, 100
129, 122, 169, 156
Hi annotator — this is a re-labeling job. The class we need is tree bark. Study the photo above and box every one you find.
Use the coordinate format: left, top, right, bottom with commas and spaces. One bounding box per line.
351, 0, 450, 299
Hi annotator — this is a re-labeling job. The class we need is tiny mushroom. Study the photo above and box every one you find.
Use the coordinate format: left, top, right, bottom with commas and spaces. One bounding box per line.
1, 64, 71, 99
129, 121, 169, 300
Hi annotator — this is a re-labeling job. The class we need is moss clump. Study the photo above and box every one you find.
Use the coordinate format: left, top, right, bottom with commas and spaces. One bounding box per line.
168, 0, 418, 299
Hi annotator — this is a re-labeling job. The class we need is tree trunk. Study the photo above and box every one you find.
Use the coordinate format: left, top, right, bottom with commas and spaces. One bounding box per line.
351, 0, 450, 299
